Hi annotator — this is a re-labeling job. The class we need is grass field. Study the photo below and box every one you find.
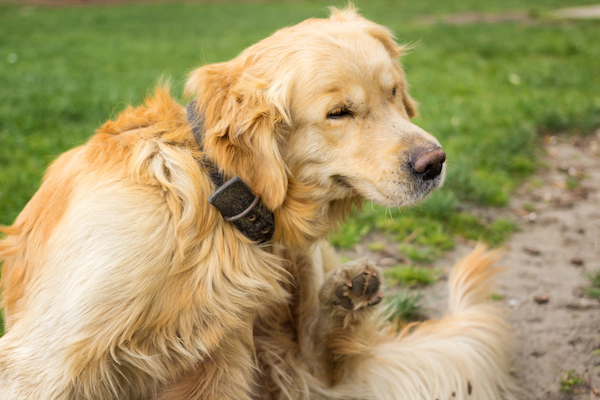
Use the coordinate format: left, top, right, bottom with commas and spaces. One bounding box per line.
0, 0, 599, 334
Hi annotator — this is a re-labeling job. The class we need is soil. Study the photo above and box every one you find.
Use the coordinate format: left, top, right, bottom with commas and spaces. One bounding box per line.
416, 5, 600, 26
553, 5, 600, 19
416, 12, 538, 26
342, 132, 600, 399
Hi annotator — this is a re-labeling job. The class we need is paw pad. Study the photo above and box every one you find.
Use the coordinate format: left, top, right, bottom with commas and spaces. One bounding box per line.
333, 267, 383, 310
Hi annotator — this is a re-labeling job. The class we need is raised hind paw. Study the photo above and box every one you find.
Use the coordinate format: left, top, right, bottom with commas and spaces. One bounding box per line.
320, 259, 384, 311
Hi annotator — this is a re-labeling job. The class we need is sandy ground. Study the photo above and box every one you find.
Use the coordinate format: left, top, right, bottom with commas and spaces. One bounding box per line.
496, 134, 600, 399
342, 132, 600, 398
553, 5, 600, 19
434, 133, 600, 399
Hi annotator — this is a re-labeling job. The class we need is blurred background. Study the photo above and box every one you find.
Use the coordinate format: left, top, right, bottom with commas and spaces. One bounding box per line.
1, 0, 600, 394
1, 0, 598, 245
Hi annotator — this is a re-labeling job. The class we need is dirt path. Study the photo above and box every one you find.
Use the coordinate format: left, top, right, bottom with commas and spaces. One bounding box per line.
427, 132, 600, 400
497, 135, 600, 399
342, 133, 600, 398
432, 134, 600, 399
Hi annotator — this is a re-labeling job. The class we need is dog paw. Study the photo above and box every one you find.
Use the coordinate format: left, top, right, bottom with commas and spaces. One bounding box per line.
325, 260, 384, 311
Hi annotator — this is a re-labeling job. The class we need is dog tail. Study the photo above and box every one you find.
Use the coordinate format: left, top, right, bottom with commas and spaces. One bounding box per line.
329, 244, 515, 400
447, 243, 505, 315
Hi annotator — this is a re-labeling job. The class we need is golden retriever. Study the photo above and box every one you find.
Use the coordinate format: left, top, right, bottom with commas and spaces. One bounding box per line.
0, 6, 513, 400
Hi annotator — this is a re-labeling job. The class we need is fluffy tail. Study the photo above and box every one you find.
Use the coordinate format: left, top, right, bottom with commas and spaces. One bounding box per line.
330, 244, 515, 400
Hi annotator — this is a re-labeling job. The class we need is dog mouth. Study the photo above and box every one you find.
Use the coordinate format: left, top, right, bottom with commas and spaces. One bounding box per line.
331, 162, 445, 208
328, 145, 446, 207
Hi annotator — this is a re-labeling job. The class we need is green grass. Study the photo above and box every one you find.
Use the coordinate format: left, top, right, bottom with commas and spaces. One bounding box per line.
559, 369, 583, 393
491, 292, 503, 301
385, 290, 427, 328
367, 242, 387, 252
330, 191, 516, 251
0, 0, 599, 337
384, 265, 441, 287
1, 0, 598, 228
584, 270, 600, 299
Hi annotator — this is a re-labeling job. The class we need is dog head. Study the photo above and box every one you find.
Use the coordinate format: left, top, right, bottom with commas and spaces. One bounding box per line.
186, 6, 445, 244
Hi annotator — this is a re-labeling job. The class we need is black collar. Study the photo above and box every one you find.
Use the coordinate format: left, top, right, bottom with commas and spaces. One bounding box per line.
186, 101, 275, 244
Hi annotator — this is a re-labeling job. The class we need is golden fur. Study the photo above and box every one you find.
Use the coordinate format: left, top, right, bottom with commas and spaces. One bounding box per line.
0, 6, 513, 400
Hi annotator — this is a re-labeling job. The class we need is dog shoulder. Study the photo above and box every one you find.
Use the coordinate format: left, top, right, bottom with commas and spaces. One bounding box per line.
0, 86, 218, 323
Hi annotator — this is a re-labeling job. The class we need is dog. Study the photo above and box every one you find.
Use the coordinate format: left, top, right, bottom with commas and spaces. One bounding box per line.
0, 6, 513, 400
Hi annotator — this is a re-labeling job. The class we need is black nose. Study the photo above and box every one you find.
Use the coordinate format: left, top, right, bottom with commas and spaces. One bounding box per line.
410, 148, 446, 181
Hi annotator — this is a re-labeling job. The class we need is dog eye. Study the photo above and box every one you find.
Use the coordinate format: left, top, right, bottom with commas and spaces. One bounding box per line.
392, 86, 398, 97
327, 109, 352, 119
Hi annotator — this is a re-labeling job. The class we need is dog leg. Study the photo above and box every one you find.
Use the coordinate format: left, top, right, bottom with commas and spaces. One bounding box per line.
311, 259, 384, 387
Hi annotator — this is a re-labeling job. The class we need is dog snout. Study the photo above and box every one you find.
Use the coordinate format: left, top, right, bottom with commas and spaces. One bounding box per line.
409, 147, 446, 181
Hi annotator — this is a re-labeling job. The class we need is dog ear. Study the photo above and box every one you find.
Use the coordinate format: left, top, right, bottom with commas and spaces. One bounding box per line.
186, 61, 289, 211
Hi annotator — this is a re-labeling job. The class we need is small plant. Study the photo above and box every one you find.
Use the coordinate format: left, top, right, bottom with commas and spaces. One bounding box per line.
384, 265, 441, 287
367, 242, 386, 252
529, 177, 544, 188
449, 213, 516, 246
491, 293, 503, 301
566, 176, 580, 191
398, 243, 440, 264
522, 202, 535, 212
385, 291, 427, 329
584, 269, 600, 299
559, 370, 583, 393
329, 222, 372, 248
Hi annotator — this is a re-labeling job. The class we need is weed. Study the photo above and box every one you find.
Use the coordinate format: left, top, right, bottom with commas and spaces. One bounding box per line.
566, 176, 580, 191
398, 243, 440, 264
385, 290, 427, 329
529, 177, 544, 188
384, 265, 441, 287
367, 242, 386, 252
559, 370, 583, 393
584, 269, 600, 299
449, 213, 516, 246
329, 222, 371, 248
491, 293, 503, 301
522, 202, 535, 212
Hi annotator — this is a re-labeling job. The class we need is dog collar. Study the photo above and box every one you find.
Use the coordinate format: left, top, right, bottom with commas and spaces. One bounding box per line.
186, 101, 275, 244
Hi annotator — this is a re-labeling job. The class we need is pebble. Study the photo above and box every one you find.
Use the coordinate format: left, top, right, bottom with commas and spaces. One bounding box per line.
570, 257, 584, 266
523, 246, 541, 256
533, 294, 549, 304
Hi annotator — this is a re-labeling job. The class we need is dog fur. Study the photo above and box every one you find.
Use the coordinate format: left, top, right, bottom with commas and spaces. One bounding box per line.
0, 6, 513, 400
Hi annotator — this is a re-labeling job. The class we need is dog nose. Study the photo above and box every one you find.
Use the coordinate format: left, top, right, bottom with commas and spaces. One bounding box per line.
410, 148, 446, 181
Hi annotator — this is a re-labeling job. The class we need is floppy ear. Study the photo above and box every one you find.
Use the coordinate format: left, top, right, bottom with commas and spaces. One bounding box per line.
186, 61, 289, 211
